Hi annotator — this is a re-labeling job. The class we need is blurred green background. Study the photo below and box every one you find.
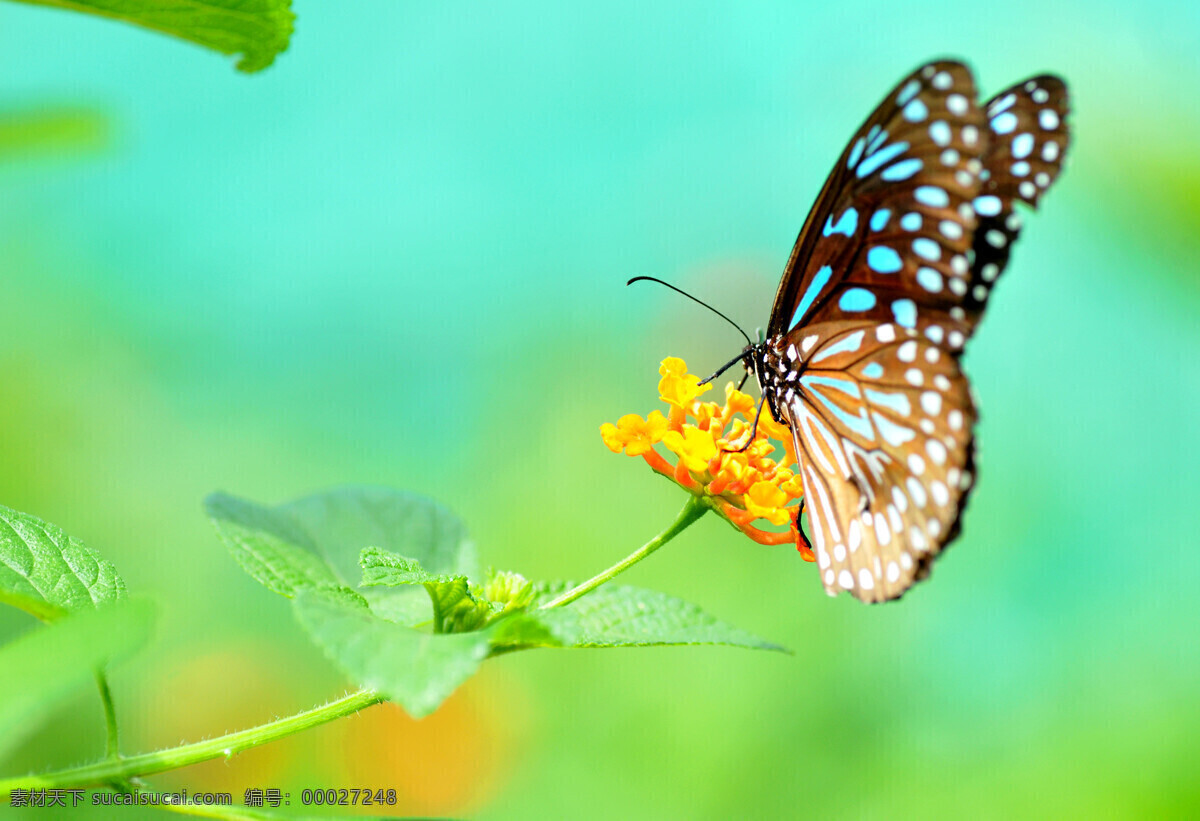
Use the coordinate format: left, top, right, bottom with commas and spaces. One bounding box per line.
2, 1, 1198, 818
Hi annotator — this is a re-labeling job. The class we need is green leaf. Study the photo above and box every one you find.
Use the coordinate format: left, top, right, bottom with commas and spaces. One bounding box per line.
358, 546, 467, 629
280, 486, 478, 582
0, 107, 108, 160
293, 589, 491, 719
534, 583, 786, 652
11, 0, 294, 73
0, 503, 126, 621
0, 598, 155, 756
206, 493, 342, 597
207, 487, 477, 616
489, 609, 582, 650
359, 546, 465, 587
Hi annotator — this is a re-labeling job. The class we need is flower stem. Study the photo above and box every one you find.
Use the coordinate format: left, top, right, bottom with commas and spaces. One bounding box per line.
0, 689, 383, 799
540, 495, 709, 610
94, 670, 120, 761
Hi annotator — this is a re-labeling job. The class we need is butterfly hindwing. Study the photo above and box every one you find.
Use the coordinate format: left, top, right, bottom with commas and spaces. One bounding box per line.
773, 322, 976, 602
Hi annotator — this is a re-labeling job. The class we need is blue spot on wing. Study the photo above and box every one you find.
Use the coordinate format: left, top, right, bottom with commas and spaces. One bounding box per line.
881, 158, 923, 181
992, 112, 1018, 134
823, 207, 859, 237
864, 387, 912, 416
891, 299, 917, 328
801, 375, 875, 441
838, 287, 877, 312
811, 330, 866, 363
868, 246, 903, 274
856, 140, 909, 179
902, 99, 928, 122
862, 362, 884, 379
872, 412, 916, 445
974, 195, 1002, 216
869, 209, 891, 232
912, 238, 940, 261
846, 137, 866, 170
790, 265, 832, 329
914, 186, 949, 208
896, 79, 921, 106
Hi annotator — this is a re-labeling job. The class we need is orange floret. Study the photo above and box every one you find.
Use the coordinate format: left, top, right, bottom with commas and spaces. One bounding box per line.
601, 357, 813, 559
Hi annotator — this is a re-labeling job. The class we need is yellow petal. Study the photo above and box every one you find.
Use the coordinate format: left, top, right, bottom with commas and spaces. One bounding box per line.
600, 422, 624, 453
661, 426, 717, 472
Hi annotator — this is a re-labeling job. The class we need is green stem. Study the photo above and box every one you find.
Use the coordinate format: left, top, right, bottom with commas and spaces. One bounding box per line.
94, 669, 120, 761
93, 668, 138, 794
0, 689, 383, 799
540, 495, 709, 610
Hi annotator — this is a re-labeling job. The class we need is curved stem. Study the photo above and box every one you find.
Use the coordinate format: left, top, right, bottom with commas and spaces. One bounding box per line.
0, 689, 383, 799
94, 669, 120, 761
539, 495, 709, 610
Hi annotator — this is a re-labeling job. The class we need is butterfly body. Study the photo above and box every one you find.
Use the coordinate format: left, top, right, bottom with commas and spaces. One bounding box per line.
737, 60, 1069, 602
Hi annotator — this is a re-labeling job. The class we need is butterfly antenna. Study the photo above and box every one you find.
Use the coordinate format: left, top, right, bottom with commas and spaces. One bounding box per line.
627, 276, 753, 347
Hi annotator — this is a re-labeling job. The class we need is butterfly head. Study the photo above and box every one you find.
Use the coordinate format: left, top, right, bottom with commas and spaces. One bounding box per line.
738, 334, 796, 428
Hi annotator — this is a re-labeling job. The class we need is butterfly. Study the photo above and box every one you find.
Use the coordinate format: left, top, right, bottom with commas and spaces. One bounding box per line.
733, 60, 1070, 602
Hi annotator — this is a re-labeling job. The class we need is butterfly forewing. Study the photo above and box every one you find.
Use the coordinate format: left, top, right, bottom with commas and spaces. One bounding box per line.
768, 61, 988, 345
753, 60, 1070, 602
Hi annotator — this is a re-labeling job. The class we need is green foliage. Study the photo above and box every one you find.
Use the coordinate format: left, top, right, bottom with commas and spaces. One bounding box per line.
0, 598, 154, 756
0, 482, 779, 798
0, 108, 108, 159
534, 582, 786, 651
0, 503, 126, 621
293, 589, 495, 719
8, 0, 293, 72
209, 487, 782, 717
206, 492, 347, 597
0, 504, 150, 759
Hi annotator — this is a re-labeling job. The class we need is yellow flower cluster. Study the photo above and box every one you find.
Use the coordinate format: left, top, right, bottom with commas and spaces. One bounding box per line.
601, 358, 813, 559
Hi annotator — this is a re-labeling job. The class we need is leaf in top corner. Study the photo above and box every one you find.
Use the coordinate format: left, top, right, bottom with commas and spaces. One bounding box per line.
534, 583, 786, 652
12, 0, 294, 73
0, 504, 126, 621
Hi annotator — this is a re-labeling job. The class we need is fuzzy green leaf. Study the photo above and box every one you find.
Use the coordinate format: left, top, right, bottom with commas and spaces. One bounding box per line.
0, 503, 126, 621
358, 546, 475, 630
535, 583, 786, 652
280, 486, 477, 583
206, 493, 342, 597
206, 488, 476, 618
0, 598, 155, 756
359, 546, 466, 587
489, 609, 582, 650
11, 0, 294, 73
293, 589, 492, 719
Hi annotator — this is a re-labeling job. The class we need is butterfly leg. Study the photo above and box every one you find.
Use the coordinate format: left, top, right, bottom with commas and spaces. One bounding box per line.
722, 390, 769, 454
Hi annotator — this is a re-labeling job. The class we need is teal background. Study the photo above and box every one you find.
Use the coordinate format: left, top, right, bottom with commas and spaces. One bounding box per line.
2, 1, 1198, 818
